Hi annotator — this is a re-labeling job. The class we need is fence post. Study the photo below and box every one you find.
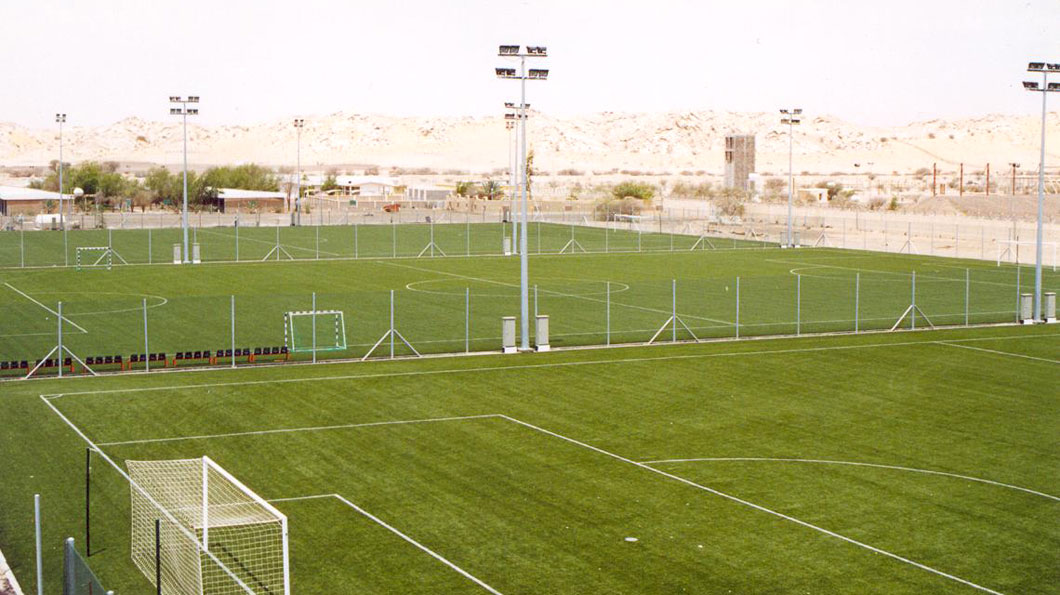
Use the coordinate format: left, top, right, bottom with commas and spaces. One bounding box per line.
796, 275, 801, 336
144, 298, 150, 372
354, 223, 359, 259
312, 292, 317, 364
672, 279, 677, 342
534, 285, 538, 319
392, 220, 396, 258
735, 277, 740, 339
465, 287, 470, 353
606, 281, 611, 345
58, 302, 63, 378
1015, 265, 1021, 322
231, 295, 237, 368
20, 226, 25, 268
854, 273, 860, 333
235, 216, 239, 262
911, 271, 917, 330
35, 495, 43, 595
390, 290, 396, 359
155, 519, 162, 595
965, 268, 970, 326
466, 211, 471, 256
316, 225, 320, 260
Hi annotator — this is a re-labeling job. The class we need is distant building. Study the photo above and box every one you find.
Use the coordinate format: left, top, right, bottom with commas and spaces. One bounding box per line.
0, 186, 63, 216
215, 188, 286, 213
335, 175, 398, 199
406, 186, 450, 203
724, 135, 756, 191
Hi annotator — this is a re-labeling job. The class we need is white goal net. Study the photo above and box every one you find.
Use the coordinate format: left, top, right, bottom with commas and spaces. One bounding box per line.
128, 457, 290, 595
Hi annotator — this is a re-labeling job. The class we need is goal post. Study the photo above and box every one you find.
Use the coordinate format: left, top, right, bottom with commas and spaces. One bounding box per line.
284, 310, 347, 353
75, 247, 113, 271
128, 457, 290, 595
996, 240, 1058, 271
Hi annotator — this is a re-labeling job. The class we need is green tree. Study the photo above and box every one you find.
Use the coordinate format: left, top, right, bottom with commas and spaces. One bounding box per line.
611, 181, 655, 201
481, 179, 504, 200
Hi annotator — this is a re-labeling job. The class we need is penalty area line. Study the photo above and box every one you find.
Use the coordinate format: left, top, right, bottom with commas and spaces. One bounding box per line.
4, 282, 88, 333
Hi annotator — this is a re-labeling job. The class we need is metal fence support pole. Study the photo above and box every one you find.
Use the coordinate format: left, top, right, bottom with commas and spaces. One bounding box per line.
35, 494, 43, 595
965, 268, 970, 326
235, 218, 239, 262
605, 224, 609, 253
312, 292, 317, 364
672, 279, 677, 342
20, 226, 25, 268
231, 295, 237, 368
316, 225, 320, 260
58, 302, 64, 378
85, 448, 91, 556
466, 211, 471, 256
534, 284, 538, 319
606, 281, 611, 345
854, 272, 860, 334
796, 275, 801, 336
1015, 265, 1021, 322
465, 287, 470, 353
911, 271, 917, 330
638, 229, 642, 252
144, 298, 150, 372
392, 220, 396, 258
155, 519, 162, 595
354, 223, 359, 259
390, 290, 395, 359
735, 277, 740, 339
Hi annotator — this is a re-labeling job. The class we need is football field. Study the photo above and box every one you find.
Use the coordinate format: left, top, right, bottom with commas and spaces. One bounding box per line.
0, 325, 1056, 593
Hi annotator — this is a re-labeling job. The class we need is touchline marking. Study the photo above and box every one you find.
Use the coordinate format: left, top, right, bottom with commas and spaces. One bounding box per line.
42, 332, 1060, 400
638, 458, 1059, 502
938, 342, 1059, 364
378, 259, 734, 326
97, 414, 502, 446
195, 227, 343, 257
4, 282, 88, 333
497, 415, 1005, 595
269, 493, 503, 594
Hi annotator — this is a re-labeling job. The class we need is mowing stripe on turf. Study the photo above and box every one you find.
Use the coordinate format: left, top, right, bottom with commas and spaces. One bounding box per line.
937, 341, 1060, 364
42, 332, 1060, 400
498, 415, 1005, 595
4, 281, 89, 333
97, 414, 501, 446
639, 458, 1059, 501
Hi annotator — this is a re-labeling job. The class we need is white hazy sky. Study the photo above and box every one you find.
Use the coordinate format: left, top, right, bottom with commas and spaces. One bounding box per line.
1, 0, 1057, 129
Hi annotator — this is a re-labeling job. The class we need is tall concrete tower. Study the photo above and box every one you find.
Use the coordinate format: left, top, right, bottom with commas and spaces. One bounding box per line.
724, 135, 756, 191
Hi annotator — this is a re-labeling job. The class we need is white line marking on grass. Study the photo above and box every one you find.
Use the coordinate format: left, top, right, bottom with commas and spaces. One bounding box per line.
639, 458, 1059, 501
938, 341, 1060, 364
379, 259, 734, 326
42, 332, 1060, 400
766, 259, 1022, 289
98, 414, 502, 446
498, 414, 1005, 595
4, 282, 88, 333
268, 492, 503, 594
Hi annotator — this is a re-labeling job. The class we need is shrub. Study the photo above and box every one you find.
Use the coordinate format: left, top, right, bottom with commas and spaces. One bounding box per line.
611, 181, 655, 201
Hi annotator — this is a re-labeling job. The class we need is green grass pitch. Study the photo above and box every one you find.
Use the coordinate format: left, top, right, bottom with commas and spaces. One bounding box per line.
0, 326, 1056, 593
0, 223, 1057, 593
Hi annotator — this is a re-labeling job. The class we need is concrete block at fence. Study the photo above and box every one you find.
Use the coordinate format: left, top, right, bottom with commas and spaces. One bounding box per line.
1019, 293, 1034, 324
535, 315, 550, 352
503, 237, 512, 256
502, 317, 517, 354
172, 244, 182, 264
192, 243, 201, 264
1045, 292, 1056, 323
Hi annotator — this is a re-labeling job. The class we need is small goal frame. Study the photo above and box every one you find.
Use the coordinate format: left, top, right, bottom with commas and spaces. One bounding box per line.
283, 310, 347, 353
996, 240, 1057, 271
76, 246, 127, 271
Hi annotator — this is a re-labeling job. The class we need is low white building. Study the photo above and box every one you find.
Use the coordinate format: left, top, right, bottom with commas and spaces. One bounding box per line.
335, 175, 398, 199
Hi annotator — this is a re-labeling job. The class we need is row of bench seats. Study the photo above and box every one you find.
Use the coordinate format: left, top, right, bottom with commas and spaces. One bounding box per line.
2, 346, 292, 375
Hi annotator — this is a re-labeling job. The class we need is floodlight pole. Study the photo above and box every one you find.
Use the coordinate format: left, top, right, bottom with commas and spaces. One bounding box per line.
780, 108, 802, 247
56, 114, 68, 265
1024, 63, 1057, 321
170, 96, 198, 263
294, 119, 304, 226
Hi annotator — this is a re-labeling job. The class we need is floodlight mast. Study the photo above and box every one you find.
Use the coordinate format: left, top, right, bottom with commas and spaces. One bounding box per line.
170, 95, 199, 263
496, 44, 548, 351
294, 119, 305, 225
505, 106, 529, 254
780, 108, 802, 247
1024, 61, 1059, 321
55, 114, 67, 265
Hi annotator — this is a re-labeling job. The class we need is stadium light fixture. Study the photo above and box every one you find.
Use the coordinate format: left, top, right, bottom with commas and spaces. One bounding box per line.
495, 43, 549, 351
1023, 59, 1058, 321
780, 107, 803, 248
169, 95, 199, 263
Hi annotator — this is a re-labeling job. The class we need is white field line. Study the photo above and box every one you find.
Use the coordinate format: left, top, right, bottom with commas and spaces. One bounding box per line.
98, 414, 502, 446
379, 259, 735, 326
639, 457, 1059, 502
497, 414, 1005, 595
266, 493, 503, 594
938, 341, 1060, 364
4, 282, 88, 333
331, 494, 503, 594
42, 332, 1060, 400
768, 258, 1052, 290
195, 227, 343, 257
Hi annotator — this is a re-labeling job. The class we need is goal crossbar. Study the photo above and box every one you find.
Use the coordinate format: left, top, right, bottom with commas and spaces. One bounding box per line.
284, 310, 347, 353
